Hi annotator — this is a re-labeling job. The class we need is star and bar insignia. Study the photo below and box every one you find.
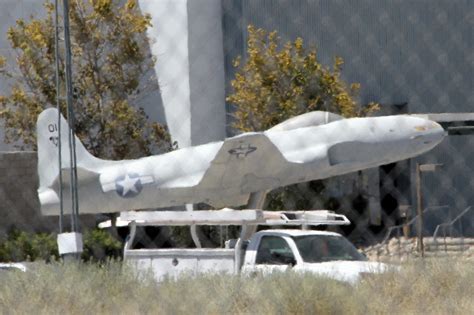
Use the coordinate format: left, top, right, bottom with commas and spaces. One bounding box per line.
115, 173, 143, 198
228, 144, 257, 158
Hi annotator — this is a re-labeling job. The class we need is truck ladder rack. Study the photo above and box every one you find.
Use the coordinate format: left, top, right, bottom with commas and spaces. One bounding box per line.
105, 208, 350, 227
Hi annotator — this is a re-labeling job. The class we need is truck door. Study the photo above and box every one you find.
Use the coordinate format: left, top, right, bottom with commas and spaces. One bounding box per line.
249, 235, 296, 275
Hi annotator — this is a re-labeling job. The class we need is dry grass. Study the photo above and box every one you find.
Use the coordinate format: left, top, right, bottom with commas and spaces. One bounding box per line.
0, 258, 472, 314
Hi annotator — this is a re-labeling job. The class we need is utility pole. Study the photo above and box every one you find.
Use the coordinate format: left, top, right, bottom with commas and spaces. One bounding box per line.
54, 0, 64, 234
55, 0, 83, 260
62, 0, 80, 231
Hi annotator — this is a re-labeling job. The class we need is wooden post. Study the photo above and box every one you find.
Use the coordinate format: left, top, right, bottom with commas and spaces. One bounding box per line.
416, 163, 424, 258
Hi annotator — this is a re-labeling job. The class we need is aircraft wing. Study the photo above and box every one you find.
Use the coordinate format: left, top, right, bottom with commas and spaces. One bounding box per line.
199, 133, 289, 194
51, 167, 100, 189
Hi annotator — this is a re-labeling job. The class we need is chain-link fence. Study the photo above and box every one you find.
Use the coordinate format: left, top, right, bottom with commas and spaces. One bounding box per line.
0, 0, 473, 262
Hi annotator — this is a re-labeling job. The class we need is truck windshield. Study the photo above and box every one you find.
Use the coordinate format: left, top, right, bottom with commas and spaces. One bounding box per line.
292, 235, 367, 263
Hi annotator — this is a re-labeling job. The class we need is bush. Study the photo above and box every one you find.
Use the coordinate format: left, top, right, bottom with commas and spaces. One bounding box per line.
81, 229, 122, 262
0, 229, 57, 262
0, 228, 122, 262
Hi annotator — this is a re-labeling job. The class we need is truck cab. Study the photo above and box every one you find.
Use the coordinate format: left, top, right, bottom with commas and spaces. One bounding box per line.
242, 230, 388, 283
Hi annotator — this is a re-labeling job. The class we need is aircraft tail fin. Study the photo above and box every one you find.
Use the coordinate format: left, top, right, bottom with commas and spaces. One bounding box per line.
37, 108, 98, 189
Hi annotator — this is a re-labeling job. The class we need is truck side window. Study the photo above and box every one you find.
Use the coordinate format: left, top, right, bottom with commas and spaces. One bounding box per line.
256, 236, 295, 265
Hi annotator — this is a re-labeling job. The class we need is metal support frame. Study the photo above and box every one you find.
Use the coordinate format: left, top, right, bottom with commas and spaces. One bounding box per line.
62, 0, 80, 232
123, 221, 137, 258
186, 204, 202, 248
239, 191, 267, 241
186, 192, 267, 248
55, 0, 83, 259
236, 191, 266, 273
54, 0, 64, 234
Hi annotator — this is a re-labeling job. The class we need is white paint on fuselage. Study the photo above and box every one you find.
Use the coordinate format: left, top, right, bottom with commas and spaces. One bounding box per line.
42, 115, 445, 214
137, 117, 439, 207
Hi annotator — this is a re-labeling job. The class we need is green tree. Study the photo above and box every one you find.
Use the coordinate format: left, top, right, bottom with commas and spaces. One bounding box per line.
227, 26, 378, 211
227, 25, 378, 133
0, 0, 170, 159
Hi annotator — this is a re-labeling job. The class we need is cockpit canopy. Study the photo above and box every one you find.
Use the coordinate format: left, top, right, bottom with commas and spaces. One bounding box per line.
268, 111, 344, 132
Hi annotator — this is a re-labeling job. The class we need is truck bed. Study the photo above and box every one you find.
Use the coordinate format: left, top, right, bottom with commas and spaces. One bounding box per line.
125, 248, 236, 281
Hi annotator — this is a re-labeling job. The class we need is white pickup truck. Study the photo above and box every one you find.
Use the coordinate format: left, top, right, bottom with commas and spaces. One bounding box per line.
118, 210, 388, 283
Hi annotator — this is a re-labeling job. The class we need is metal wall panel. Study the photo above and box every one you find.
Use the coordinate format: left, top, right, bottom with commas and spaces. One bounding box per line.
223, 0, 474, 113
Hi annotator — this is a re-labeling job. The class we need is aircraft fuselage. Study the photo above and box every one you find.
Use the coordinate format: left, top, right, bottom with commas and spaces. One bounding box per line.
37, 111, 445, 215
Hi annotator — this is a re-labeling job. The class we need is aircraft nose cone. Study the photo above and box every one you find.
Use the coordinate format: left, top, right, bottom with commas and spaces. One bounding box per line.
431, 121, 444, 132
419, 119, 446, 146
431, 121, 446, 138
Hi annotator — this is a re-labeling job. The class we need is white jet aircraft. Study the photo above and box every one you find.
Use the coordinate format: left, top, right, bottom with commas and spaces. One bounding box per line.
37, 109, 445, 215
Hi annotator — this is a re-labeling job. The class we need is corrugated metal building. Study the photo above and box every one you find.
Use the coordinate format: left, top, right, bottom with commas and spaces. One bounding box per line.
222, 0, 474, 236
